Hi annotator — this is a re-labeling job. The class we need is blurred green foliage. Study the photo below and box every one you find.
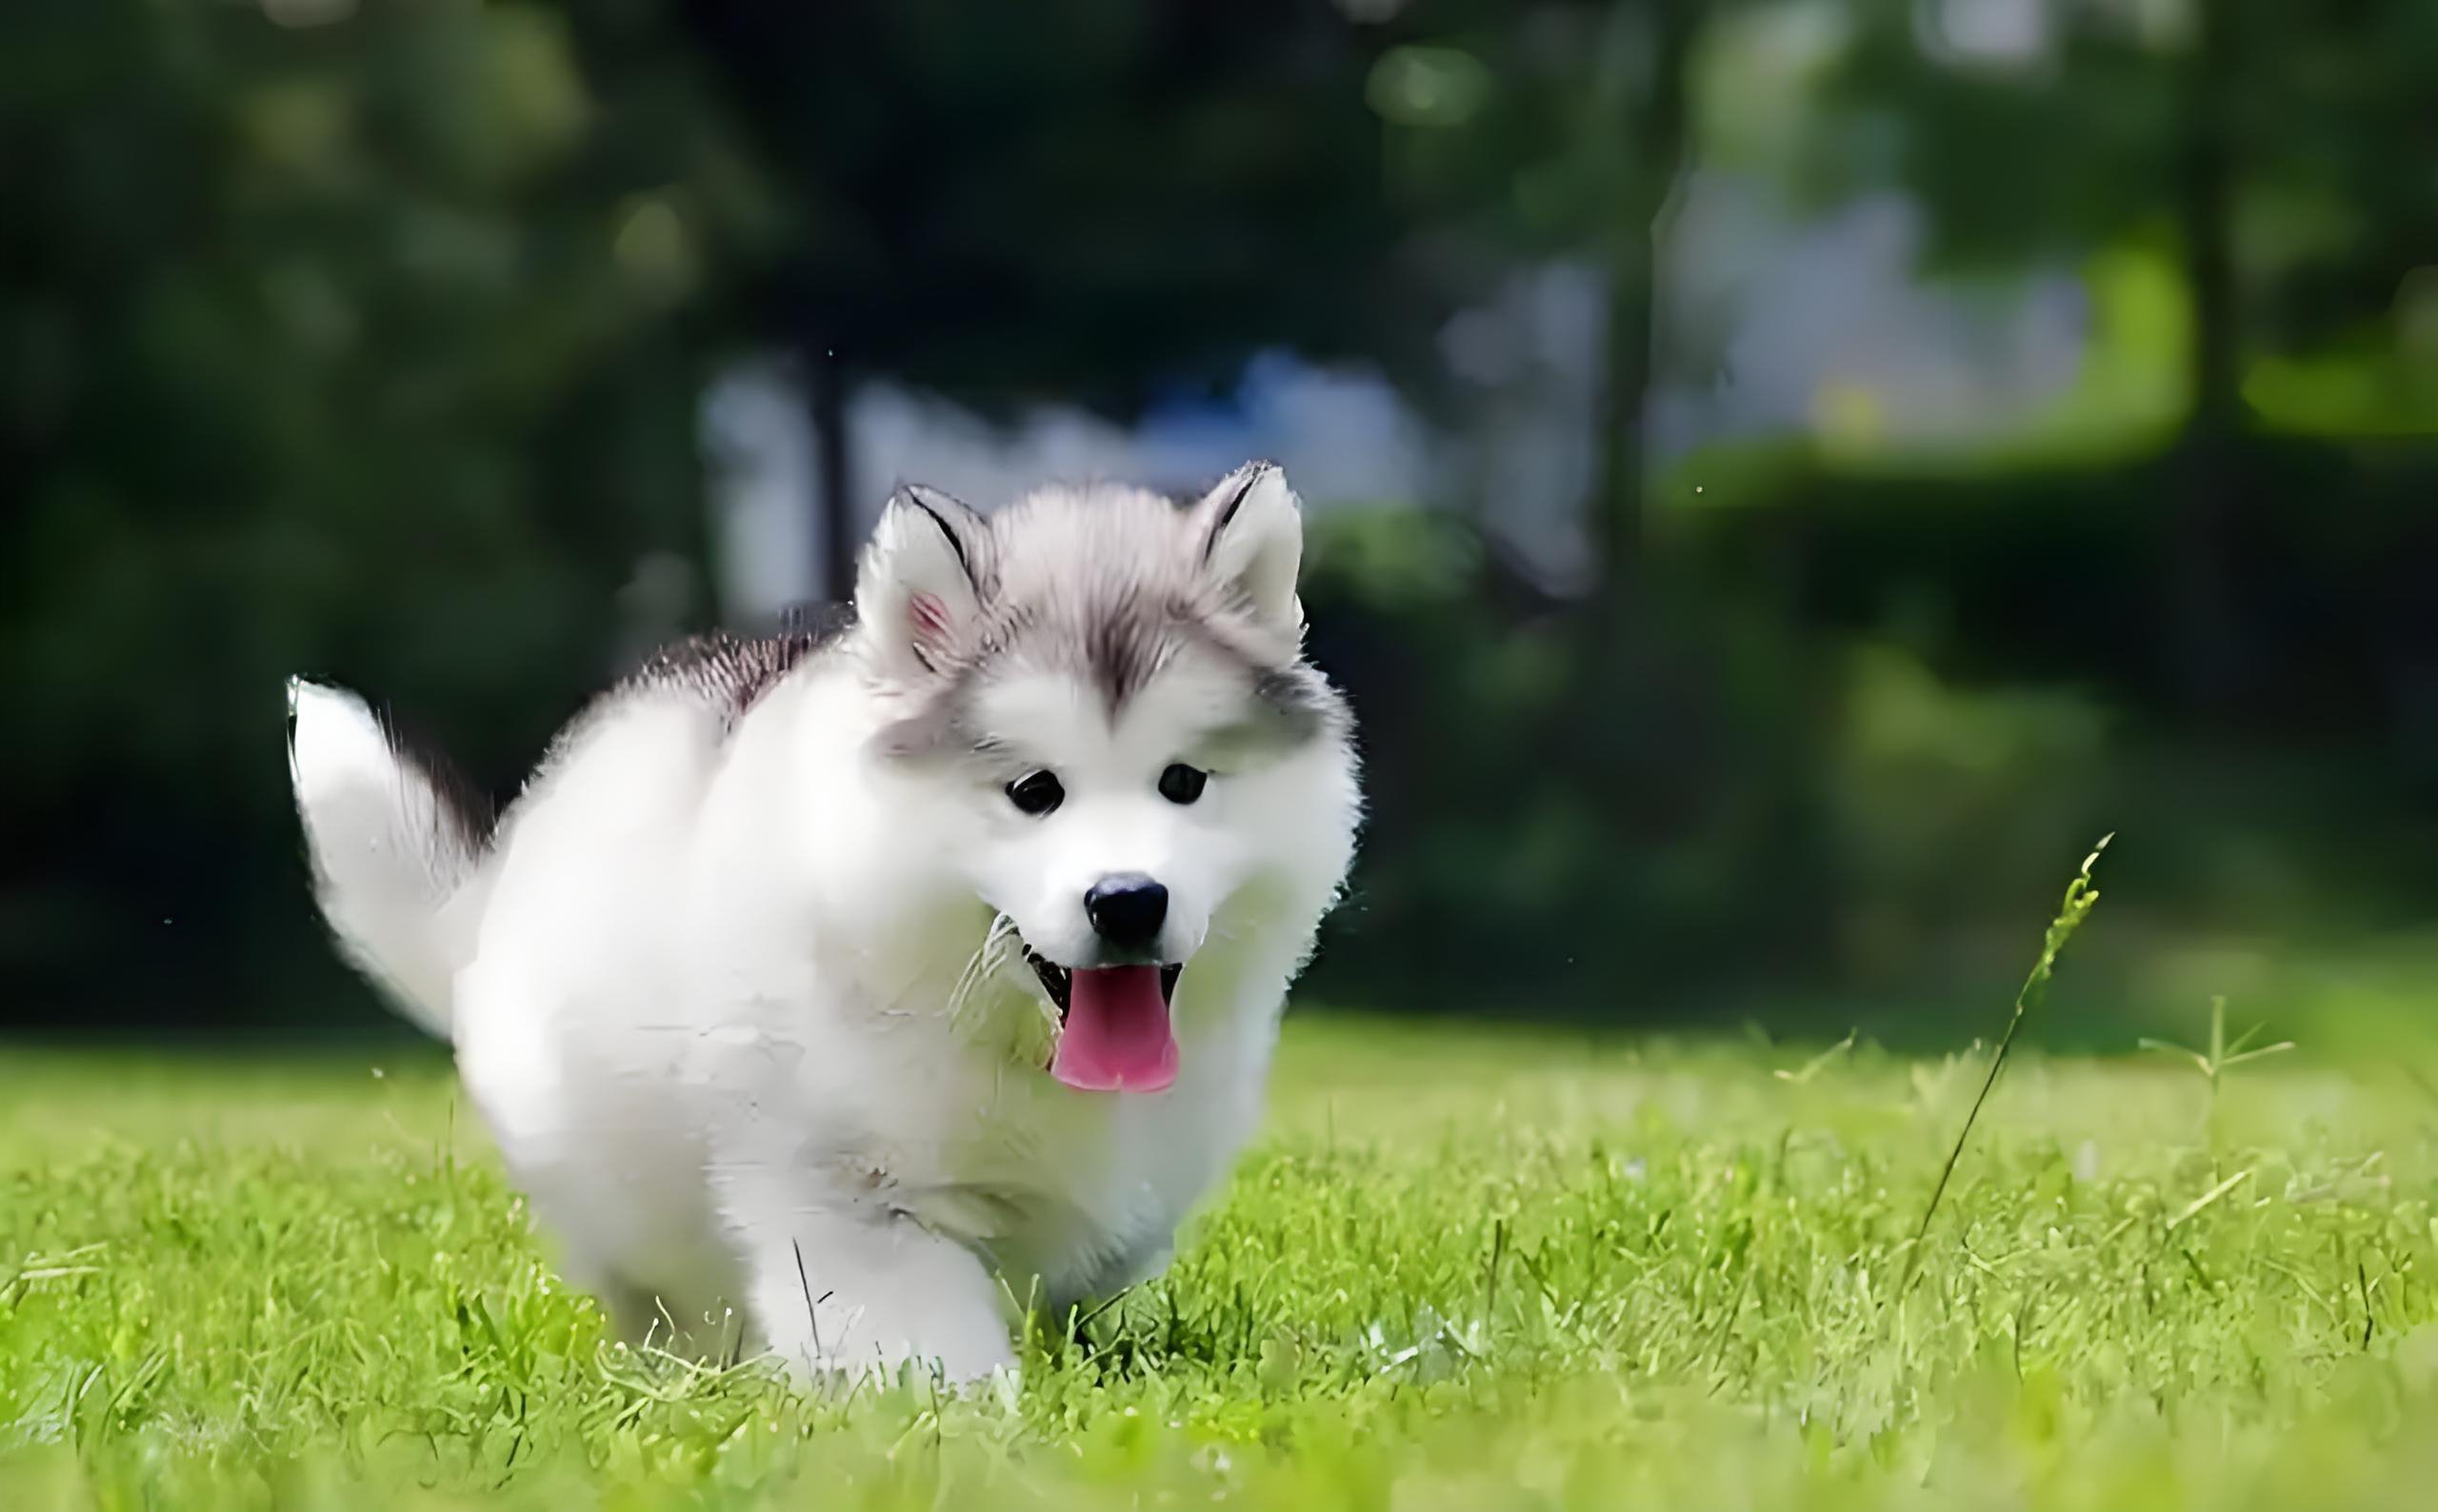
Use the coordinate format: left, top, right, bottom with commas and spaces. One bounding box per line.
682, 0, 1459, 595
1303, 430, 2438, 1024
1, 0, 765, 1018
1827, 0, 2438, 372
691, 0, 1447, 413
1303, 509, 1830, 1015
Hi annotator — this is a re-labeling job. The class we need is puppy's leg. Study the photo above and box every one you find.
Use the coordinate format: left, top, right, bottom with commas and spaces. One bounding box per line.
739, 1210, 1014, 1387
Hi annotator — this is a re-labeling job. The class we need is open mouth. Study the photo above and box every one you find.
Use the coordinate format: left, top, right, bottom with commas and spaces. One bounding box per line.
1023, 949, 1183, 1018
1023, 947, 1183, 1094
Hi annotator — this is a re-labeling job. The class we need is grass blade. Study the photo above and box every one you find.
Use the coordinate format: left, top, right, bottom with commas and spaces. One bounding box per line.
1903, 834, 2111, 1289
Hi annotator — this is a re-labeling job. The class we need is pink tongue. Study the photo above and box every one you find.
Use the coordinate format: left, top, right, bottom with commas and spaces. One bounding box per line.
1050, 965, 1178, 1093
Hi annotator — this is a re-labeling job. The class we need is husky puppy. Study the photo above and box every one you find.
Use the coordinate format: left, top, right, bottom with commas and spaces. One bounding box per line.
288, 463, 1359, 1383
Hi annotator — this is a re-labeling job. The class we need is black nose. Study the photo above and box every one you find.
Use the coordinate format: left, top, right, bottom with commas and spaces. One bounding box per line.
1084, 873, 1168, 951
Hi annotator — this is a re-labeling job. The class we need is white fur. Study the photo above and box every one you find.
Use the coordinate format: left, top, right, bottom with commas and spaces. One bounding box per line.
289, 468, 1359, 1387
286, 680, 478, 1037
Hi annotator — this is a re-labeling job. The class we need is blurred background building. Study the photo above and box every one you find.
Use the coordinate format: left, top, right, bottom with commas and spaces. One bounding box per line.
5, 0, 2433, 1042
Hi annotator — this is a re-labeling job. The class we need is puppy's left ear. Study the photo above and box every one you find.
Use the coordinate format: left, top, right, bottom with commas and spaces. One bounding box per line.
1193, 462, 1304, 633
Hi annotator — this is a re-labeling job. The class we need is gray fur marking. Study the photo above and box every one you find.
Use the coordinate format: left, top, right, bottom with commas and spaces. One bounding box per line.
510, 622, 847, 830
883, 477, 1344, 760
620, 627, 825, 725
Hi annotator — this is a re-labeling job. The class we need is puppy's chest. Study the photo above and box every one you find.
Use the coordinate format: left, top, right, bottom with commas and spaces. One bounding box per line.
876, 1078, 1229, 1296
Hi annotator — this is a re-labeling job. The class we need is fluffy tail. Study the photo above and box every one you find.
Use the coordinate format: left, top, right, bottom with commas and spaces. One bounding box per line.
286, 678, 494, 1039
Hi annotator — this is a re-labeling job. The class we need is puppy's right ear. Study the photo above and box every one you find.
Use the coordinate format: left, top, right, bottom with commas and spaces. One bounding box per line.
854, 485, 988, 681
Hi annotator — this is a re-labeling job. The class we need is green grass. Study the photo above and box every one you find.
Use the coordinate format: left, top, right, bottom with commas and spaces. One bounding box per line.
7, 1016, 2438, 1509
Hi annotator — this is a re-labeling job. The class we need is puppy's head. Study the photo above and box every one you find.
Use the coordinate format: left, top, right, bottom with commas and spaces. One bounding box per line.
853, 463, 1357, 1092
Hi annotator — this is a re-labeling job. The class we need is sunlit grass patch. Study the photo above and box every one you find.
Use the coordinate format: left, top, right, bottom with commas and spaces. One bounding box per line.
6, 997, 2437, 1509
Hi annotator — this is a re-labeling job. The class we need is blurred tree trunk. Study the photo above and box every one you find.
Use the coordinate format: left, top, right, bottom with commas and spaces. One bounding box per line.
1589, 0, 1696, 604
2170, 0, 2244, 714
808, 352, 857, 607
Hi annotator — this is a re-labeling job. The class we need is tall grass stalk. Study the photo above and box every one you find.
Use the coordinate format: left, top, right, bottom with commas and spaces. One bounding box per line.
1903, 833, 2111, 1287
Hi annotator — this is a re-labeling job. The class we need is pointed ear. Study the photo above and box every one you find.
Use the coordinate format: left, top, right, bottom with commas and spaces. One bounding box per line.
854, 484, 988, 679
1192, 461, 1304, 633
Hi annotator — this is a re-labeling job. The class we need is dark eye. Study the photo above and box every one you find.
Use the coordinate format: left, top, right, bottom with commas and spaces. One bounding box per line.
1158, 763, 1208, 806
1006, 770, 1064, 816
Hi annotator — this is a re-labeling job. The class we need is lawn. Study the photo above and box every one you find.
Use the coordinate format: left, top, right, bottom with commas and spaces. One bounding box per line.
6, 1012, 2438, 1510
